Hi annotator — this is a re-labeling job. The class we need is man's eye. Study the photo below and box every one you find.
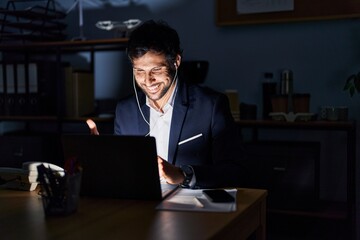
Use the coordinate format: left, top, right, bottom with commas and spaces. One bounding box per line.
134, 70, 144, 74
152, 68, 162, 73
151, 67, 165, 75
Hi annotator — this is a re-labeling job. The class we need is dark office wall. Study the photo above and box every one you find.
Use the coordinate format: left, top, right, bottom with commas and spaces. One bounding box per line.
61, 0, 360, 119
2, 1, 360, 117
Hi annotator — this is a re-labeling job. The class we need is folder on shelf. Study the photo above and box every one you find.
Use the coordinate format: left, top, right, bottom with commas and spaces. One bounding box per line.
14, 63, 27, 116
5, 64, 16, 116
0, 61, 71, 116
65, 67, 94, 118
0, 65, 4, 115
27, 63, 40, 115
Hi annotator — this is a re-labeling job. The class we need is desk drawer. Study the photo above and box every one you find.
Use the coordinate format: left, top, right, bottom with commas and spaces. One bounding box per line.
243, 141, 320, 210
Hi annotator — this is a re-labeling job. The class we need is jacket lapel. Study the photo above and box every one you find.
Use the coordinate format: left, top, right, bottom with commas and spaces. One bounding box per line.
168, 81, 189, 165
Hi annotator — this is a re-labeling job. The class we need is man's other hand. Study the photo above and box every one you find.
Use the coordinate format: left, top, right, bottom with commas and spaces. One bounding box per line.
157, 156, 184, 184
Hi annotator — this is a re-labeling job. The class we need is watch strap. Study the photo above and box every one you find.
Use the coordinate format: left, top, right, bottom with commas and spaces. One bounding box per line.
180, 165, 195, 188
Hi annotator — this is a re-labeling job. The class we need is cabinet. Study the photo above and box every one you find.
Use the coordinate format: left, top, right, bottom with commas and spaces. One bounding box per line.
244, 140, 320, 210
237, 119, 356, 239
0, 38, 128, 120
0, 38, 127, 166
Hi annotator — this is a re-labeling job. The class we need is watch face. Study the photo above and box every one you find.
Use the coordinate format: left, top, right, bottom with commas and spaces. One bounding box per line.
181, 165, 194, 188
182, 165, 193, 175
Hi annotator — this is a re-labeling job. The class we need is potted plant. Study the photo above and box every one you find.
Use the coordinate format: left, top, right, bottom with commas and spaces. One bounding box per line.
344, 72, 360, 96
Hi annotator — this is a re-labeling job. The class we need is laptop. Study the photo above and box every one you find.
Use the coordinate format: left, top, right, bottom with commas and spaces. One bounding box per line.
61, 134, 178, 201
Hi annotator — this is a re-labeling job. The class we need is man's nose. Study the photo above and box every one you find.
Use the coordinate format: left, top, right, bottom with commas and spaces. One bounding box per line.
144, 72, 155, 84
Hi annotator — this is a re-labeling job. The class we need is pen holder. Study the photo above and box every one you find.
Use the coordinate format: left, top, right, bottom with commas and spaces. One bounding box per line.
39, 171, 82, 216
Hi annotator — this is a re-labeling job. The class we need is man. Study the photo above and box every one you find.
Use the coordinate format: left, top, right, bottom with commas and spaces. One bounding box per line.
114, 20, 247, 189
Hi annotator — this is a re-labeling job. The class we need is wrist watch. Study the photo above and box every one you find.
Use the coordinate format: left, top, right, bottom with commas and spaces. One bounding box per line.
180, 165, 194, 188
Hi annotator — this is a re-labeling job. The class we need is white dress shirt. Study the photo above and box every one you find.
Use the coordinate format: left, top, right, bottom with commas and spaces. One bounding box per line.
147, 81, 178, 161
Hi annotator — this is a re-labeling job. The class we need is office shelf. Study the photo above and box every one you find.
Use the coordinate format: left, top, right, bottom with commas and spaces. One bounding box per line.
0, 38, 123, 171
0, 0, 67, 43
0, 38, 128, 126
0, 5, 66, 20
0, 38, 128, 51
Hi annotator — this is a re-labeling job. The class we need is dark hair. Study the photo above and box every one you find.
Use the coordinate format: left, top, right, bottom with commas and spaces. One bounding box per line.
127, 20, 183, 67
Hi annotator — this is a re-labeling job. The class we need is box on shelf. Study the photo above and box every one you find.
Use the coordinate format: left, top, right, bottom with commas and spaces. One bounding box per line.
64, 67, 95, 118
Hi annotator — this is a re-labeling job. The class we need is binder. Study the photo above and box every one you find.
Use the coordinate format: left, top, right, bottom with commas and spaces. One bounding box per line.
0, 61, 74, 116
0, 65, 4, 115
27, 63, 39, 115
14, 64, 27, 116
5, 64, 15, 116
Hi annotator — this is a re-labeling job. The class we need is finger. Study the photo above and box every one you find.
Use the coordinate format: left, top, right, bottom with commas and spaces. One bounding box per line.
157, 159, 164, 177
93, 127, 100, 135
86, 119, 100, 135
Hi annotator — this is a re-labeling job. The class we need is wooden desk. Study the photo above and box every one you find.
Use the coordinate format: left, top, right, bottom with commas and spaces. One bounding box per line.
1, 188, 267, 240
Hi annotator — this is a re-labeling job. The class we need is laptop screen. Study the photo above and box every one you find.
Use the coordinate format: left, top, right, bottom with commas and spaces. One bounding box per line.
61, 134, 165, 201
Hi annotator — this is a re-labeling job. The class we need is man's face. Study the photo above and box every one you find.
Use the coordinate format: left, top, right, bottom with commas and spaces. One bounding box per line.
132, 52, 173, 102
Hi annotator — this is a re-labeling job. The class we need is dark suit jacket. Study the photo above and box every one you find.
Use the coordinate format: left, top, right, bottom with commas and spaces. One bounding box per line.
114, 80, 247, 188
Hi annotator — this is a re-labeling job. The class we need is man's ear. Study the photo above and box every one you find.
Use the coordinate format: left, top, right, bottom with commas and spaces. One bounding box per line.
175, 55, 181, 69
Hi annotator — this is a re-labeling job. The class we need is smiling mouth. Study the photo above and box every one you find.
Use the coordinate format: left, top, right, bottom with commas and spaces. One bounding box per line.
145, 83, 161, 94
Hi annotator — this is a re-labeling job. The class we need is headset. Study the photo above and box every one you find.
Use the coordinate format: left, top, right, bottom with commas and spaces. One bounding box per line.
133, 63, 178, 130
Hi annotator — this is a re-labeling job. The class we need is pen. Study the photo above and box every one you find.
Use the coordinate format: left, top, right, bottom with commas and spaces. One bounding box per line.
193, 197, 204, 208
